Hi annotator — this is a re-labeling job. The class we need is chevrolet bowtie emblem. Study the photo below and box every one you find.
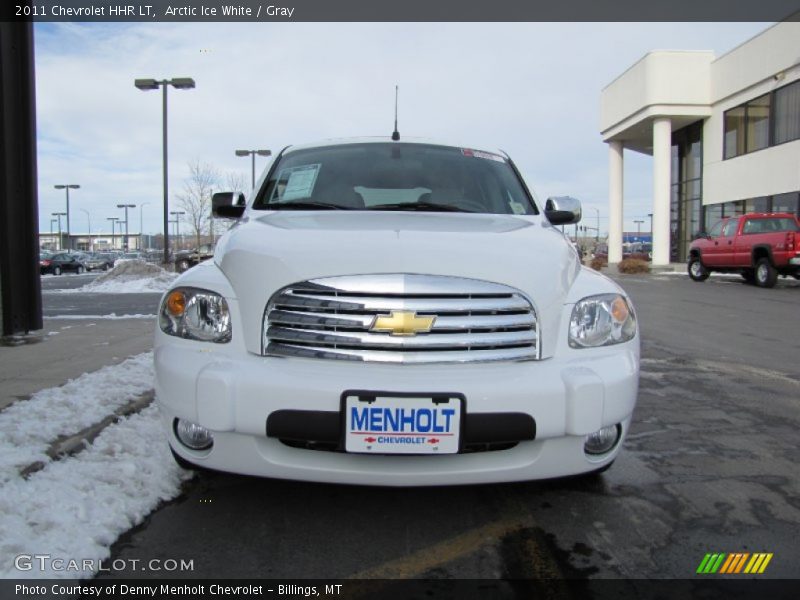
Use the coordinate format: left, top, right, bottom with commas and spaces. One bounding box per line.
371, 311, 436, 336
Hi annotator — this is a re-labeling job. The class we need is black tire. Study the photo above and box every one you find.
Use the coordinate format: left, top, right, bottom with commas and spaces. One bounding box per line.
687, 257, 709, 281
53, 266, 62, 276
754, 257, 777, 288
176, 259, 191, 273
102, 263, 109, 271
741, 269, 755, 284
76, 265, 85, 274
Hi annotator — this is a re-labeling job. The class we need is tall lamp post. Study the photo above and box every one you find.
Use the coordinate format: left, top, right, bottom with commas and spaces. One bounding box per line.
139, 202, 151, 249
170, 210, 185, 250
591, 207, 600, 241
79, 208, 92, 252
54, 184, 79, 250
107, 217, 119, 250
235, 149, 272, 189
634, 219, 644, 238
50, 219, 57, 248
52, 212, 66, 251
134, 76, 196, 266
117, 203, 136, 251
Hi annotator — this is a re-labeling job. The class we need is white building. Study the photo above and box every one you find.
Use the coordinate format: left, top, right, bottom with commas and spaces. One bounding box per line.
600, 21, 800, 265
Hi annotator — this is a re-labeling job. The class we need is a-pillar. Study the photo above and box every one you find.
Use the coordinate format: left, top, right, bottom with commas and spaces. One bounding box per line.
608, 141, 624, 264
652, 117, 672, 266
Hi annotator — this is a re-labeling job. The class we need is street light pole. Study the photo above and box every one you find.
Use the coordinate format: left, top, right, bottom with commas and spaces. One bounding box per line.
139, 202, 151, 249
235, 149, 272, 189
54, 184, 79, 250
107, 217, 119, 250
79, 208, 92, 252
52, 212, 66, 251
170, 210, 185, 249
591, 207, 600, 241
117, 204, 136, 251
634, 220, 644, 237
135, 77, 196, 266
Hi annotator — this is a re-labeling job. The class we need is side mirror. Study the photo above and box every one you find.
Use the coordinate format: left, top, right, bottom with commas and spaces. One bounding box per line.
212, 192, 246, 219
545, 196, 581, 225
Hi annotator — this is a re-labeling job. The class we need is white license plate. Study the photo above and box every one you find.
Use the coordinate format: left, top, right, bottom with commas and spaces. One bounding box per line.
344, 394, 462, 454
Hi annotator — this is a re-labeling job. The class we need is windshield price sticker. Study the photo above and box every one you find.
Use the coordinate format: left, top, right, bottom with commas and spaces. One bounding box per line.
345, 395, 461, 454
278, 164, 321, 201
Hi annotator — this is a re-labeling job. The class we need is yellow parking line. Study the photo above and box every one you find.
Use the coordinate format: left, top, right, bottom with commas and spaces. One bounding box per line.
349, 514, 559, 580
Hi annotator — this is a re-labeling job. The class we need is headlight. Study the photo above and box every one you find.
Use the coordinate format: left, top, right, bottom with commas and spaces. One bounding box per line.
568, 293, 636, 348
159, 287, 232, 343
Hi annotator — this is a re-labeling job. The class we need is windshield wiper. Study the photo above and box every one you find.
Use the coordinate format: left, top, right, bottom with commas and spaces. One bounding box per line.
369, 201, 474, 213
268, 201, 356, 210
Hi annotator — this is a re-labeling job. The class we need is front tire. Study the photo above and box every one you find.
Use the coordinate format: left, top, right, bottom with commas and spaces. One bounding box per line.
688, 257, 709, 281
76, 265, 85, 274
755, 258, 777, 288
53, 266, 62, 276
176, 259, 191, 273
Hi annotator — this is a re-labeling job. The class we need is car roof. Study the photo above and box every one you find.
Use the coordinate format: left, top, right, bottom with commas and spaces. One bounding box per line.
283, 136, 509, 159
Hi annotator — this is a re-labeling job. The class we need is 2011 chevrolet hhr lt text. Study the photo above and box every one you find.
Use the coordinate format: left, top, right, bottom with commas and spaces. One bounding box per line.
155, 138, 640, 486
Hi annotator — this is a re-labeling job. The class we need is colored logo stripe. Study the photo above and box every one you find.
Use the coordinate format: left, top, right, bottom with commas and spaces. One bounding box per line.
744, 553, 773, 574
697, 553, 726, 574
697, 552, 773, 574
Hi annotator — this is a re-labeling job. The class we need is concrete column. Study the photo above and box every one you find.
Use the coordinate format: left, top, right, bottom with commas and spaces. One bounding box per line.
652, 117, 672, 266
608, 141, 624, 264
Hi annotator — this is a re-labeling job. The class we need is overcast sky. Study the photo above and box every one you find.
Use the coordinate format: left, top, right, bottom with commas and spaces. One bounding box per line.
34, 22, 768, 238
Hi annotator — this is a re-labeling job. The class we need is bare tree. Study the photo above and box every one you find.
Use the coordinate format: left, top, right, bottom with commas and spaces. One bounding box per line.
175, 160, 220, 249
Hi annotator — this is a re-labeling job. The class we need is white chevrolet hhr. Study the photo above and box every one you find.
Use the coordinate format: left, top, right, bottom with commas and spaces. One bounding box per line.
155, 138, 639, 485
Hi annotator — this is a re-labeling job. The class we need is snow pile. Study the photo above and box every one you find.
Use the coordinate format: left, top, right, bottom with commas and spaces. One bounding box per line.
0, 352, 192, 578
0, 405, 191, 579
57, 261, 178, 294
0, 353, 155, 482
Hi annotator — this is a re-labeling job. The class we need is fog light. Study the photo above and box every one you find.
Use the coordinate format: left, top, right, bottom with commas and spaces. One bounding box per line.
584, 424, 620, 455
174, 419, 213, 450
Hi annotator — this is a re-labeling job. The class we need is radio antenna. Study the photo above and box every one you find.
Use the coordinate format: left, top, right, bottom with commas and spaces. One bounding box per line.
391, 85, 400, 141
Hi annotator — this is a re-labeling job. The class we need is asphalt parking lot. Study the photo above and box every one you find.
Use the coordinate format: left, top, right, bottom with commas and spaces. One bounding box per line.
75, 270, 797, 583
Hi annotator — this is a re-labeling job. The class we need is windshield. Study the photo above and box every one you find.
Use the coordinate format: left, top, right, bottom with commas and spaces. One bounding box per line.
253, 143, 537, 215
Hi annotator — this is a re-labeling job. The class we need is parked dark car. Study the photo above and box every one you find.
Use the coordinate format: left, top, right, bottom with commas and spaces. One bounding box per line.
82, 252, 114, 271
174, 244, 215, 273
40, 252, 88, 275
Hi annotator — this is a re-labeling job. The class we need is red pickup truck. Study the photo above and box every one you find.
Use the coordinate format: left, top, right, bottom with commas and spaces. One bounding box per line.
688, 213, 800, 288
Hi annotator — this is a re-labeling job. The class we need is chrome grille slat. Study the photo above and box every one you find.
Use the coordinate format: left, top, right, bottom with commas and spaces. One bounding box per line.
268, 310, 535, 332
272, 292, 531, 315
264, 274, 539, 364
267, 326, 537, 348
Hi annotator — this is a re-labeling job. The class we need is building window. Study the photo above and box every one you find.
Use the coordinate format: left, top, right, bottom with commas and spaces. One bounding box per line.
774, 80, 800, 145
723, 80, 800, 159
671, 121, 703, 262
772, 191, 799, 216
724, 106, 746, 158
745, 196, 769, 213
746, 94, 770, 153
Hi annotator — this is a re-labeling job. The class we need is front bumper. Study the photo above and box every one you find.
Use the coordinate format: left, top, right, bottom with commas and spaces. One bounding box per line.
155, 332, 639, 486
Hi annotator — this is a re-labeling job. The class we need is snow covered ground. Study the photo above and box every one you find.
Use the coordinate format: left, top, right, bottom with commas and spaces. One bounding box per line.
0, 353, 191, 579
48, 261, 178, 294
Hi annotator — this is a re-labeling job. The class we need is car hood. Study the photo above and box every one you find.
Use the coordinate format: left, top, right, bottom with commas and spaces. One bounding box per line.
215, 211, 581, 356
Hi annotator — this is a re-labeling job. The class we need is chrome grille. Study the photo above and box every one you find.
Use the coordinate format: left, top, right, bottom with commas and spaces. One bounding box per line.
263, 274, 539, 363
